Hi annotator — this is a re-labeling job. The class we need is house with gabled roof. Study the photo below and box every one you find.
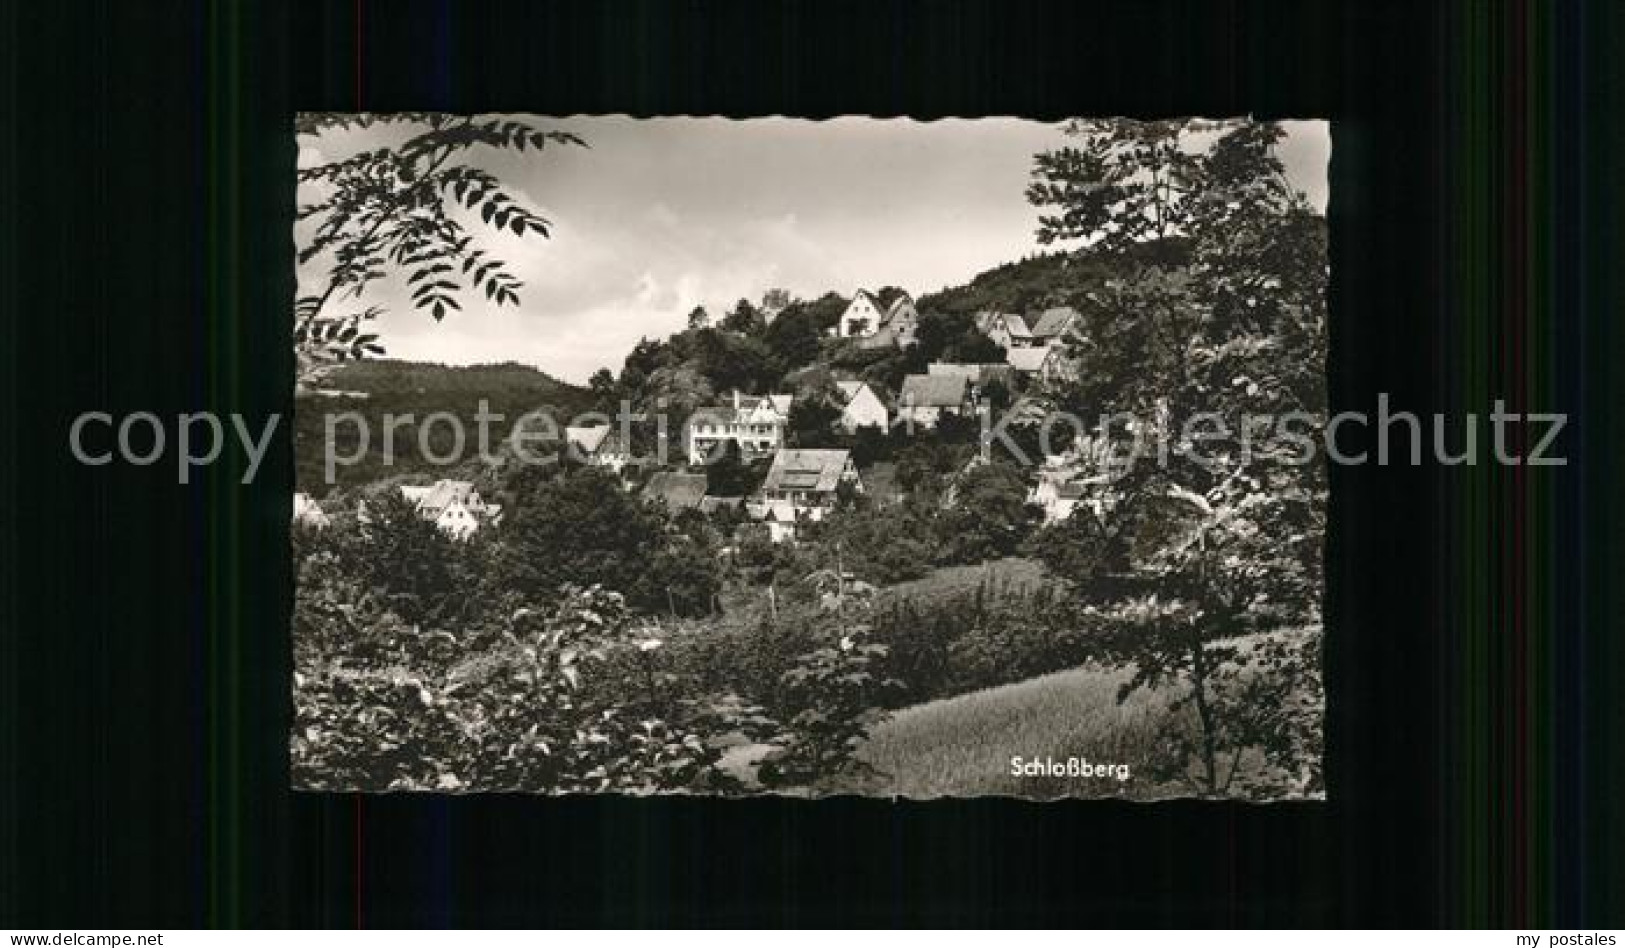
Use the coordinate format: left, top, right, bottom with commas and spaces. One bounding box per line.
1026, 306, 1082, 344
927, 362, 1015, 402
565, 423, 632, 473
834, 380, 889, 433
980, 311, 1039, 350
1007, 345, 1079, 385
751, 448, 862, 540
1005, 345, 1051, 376
398, 479, 501, 539
897, 373, 974, 429
837, 290, 888, 339
683, 390, 793, 465
840, 289, 919, 347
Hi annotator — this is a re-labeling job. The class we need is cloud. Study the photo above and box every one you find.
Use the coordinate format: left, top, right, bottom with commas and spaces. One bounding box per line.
300, 116, 1331, 384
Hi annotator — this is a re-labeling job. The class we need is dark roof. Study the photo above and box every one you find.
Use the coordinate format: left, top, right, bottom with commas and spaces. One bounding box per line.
687, 406, 743, 425
899, 374, 971, 408
761, 449, 855, 494
416, 480, 478, 516
643, 472, 708, 510
1028, 307, 1081, 338
927, 363, 1014, 387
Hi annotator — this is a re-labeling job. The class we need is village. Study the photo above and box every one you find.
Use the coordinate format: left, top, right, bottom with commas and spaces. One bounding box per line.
293, 288, 1092, 546
289, 116, 1326, 801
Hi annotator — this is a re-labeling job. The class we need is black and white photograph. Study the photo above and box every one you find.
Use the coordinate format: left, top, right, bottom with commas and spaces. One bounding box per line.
290, 114, 1330, 800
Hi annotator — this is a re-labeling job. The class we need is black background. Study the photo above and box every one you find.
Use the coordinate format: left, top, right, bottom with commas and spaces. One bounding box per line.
2, 0, 1469, 927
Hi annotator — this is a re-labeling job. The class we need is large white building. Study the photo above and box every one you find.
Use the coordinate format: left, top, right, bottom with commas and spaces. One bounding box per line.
683, 391, 793, 465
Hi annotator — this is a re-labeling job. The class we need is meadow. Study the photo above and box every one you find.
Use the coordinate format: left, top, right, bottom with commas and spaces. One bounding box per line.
855, 664, 1183, 799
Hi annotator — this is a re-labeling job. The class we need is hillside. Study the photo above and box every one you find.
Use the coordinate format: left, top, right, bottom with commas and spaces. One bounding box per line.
855, 664, 1175, 800
856, 626, 1323, 800
295, 360, 592, 494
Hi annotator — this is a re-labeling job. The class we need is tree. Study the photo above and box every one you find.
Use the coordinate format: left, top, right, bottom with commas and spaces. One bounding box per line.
635, 539, 724, 618
763, 304, 827, 372
587, 368, 619, 410
686, 306, 711, 330
294, 113, 585, 380
786, 390, 844, 447
497, 467, 665, 602
1027, 119, 1326, 797
703, 440, 754, 497
720, 298, 765, 335
935, 461, 1037, 564
351, 491, 459, 624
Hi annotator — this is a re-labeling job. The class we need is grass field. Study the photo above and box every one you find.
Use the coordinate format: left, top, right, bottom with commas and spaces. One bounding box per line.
855, 626, 1324, 800
878, 556, 1050, 603
855, 663, 1188, 800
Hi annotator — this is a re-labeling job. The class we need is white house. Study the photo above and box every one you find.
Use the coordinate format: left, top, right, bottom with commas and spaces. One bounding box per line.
897, 374, 974, 429
292, 492, 330, 529
1030, 478, 1087, 523
980, 311, 1038, 350
835, 380, 889, 433
565, 424, 632, 473
684, 391, 793, 465
840, 289, 919, 347
399, 480, 501, 540
761, 504, 800, 544
837, 290, 887, 338
751, 448, 863, 541
1007, 345, 1080, 385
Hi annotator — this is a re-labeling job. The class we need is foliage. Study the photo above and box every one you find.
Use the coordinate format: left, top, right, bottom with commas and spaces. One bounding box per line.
702, 440, 753, 497
1024, 118, 1327, 796
295, 113, 584, 377
293, 586, 750, 792
351, 492, 460, 624
719, 298, 766, 335
758, 629, 901, 788
496, 467, 665, 600
934, 460, 1039, 565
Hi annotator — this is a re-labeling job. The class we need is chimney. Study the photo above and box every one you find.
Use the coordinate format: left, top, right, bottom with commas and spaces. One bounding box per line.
733, 390, 741, 410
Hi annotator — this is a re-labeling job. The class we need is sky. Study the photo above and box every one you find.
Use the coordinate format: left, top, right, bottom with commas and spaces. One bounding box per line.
297, 117, 1329, 384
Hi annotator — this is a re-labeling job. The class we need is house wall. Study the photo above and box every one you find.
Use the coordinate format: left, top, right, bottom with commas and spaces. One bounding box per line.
686, 420, 783, 465
840, 386, 889, 432
888, 300, 920, 346
1040, 350, 1080, 384
838, 294, 884, 338
897, 405, 943, 429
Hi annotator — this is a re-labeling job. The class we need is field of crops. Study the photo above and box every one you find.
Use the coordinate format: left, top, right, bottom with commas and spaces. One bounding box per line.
855, 663, 1188, 800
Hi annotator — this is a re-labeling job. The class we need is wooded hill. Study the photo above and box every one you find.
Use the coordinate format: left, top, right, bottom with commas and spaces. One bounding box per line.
294, 360, 593, 492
